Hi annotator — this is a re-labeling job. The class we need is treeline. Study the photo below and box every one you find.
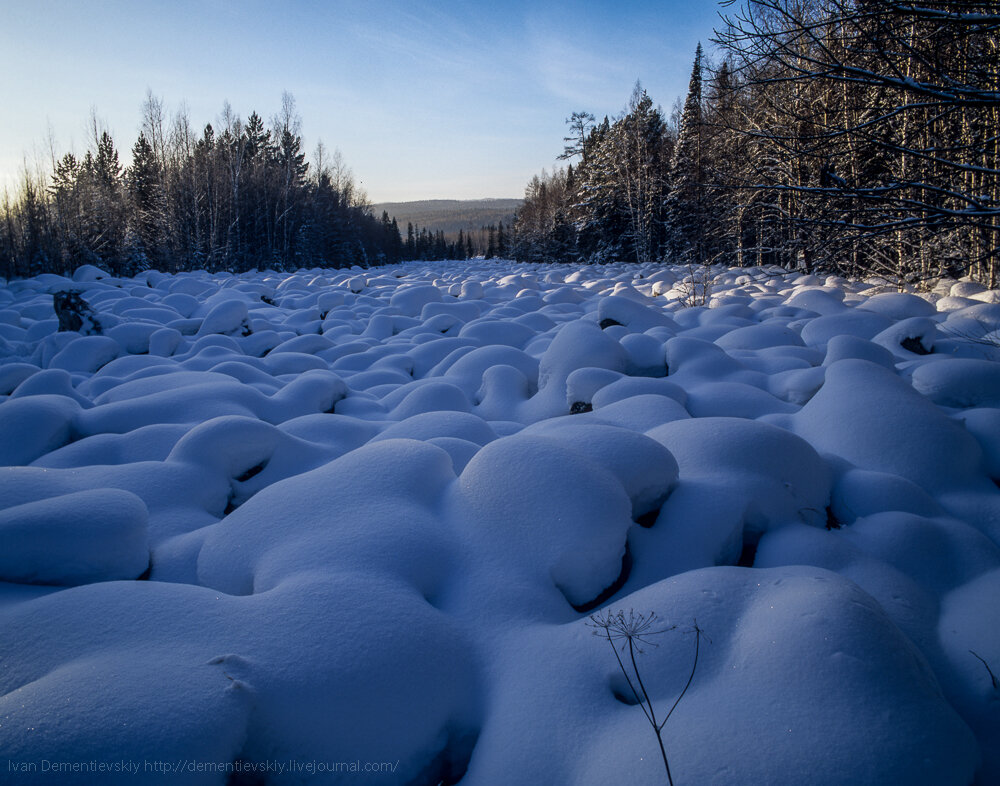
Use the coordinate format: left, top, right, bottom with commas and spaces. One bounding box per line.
401, 221, 511, 260
513, 0, 999, 287
1, 93, 405, 279
373, 199, 520, 238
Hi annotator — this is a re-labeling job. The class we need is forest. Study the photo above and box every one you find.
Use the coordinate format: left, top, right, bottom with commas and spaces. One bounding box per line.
0, 94, 406, 279
400, 219, 513, 262
372, 199, 520, 250
0, 86, 519, 279
2, 1, 997, 287
511, 0, 1000, 287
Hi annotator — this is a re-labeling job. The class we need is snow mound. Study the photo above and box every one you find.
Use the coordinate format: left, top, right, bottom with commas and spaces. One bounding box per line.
911, 359, 1000, 408
453, 432, 635, 609
0, 488, 149, 584
0, 261, 997, 784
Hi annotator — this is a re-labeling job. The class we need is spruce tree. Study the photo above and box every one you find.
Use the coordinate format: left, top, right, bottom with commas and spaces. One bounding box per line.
486, 224, 496, 259
241, 111, 273, 269
127, 132, 168, 270
87, 131, 127, 273
701, 59, 743, 267
573, 116, 630, 262
93, 131, 123, 191
390, 217, 402, 262
49, 153, 86, 268
406, 222, 416, 259
613, 83, 670, 264
664, 44, 706, 265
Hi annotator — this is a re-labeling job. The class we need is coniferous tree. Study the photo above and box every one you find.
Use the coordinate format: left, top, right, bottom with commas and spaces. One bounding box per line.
407, 222, 417, 259
573, 116, 629, 262
127, 132, 167, 270
612, 83, 671, 263
230, 110, 266, 268
486, 224, 496, 258
390, 217, 403, 261
701, 59, 745, 266
49, 153, 86, 268
518, 85, 671, 265
84, 131, 127, 273
560, 111, 596, 161
664, 45, 706, 265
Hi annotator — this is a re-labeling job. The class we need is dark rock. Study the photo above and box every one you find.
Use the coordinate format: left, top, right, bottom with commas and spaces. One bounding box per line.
53, 290, 102, 335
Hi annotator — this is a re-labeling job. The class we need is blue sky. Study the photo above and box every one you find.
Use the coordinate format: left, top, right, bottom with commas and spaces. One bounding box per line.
0, 0, 725, 202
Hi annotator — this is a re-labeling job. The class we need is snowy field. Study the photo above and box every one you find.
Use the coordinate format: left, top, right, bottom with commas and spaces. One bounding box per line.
1, 259, 999, 785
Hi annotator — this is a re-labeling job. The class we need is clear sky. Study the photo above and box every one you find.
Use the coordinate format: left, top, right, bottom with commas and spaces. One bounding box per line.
0, 0, 726, 203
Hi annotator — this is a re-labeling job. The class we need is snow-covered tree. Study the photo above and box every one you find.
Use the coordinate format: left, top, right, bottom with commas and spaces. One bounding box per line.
714, 0, 1000, 286
664, 45, 707, 265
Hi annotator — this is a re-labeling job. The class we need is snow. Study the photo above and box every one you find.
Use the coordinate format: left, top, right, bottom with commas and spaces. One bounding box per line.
911, 358, 1000, 408
0, 488, 149, 585
0, 259, 998, 784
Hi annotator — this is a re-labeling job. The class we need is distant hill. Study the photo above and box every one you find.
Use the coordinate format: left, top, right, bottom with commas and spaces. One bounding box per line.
371, 199, 522, 238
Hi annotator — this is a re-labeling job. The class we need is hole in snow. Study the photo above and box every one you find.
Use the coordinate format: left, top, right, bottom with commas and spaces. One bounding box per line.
570, 401, 593, 414
571, 543, 633, 614
737, 534, 759, 568
900, 336, 931, 355
825, 506, 842, 530
235, 462, 266, 483
599, 317, 623, 330
611, 675, 643, 706
409, 725, 480, 786
634, 509, 659, 529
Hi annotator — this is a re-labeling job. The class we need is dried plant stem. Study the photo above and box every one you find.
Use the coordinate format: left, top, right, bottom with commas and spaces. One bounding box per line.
589, 610, 705, 786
